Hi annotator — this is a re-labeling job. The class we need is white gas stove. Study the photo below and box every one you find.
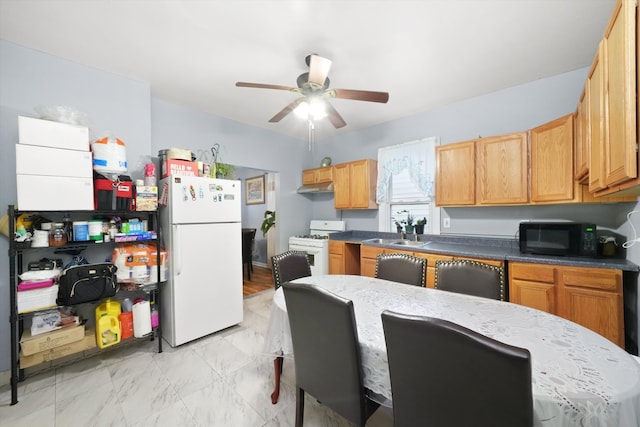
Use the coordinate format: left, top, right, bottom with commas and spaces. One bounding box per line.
288, 220, 346, 275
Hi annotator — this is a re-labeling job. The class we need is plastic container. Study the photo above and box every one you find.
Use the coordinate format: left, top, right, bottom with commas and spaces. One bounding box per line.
95, 299, 121, 349
73, 221, 89, 241
88, 220, 103, 241
119, 311, 134, 339
150, 303, 159, 329
91, 137, 127, 173
144, 163, 156, 187
49, 223, 67, 247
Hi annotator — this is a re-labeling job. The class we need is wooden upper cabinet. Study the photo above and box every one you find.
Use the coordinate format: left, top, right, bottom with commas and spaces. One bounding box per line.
476, 132, 529, 205
302, 166, 333, 185
575, 85, 589, 183
588, 41, 607, 193
435, 141, 475, 206
333, 159, 377, 209
530, 114, 574, 203
602, 0, 637, 187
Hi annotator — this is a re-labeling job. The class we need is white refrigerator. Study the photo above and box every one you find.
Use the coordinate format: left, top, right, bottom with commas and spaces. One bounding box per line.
159, 175, 243, 347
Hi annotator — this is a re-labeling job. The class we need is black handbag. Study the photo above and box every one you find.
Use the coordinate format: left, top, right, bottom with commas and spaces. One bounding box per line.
57, 263, 118, 306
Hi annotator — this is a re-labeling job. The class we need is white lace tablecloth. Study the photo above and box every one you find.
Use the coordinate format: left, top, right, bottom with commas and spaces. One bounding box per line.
263, 275, 640, 427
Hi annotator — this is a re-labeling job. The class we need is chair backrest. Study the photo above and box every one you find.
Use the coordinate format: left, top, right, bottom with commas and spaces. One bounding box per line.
375, 253, 426, 287
381, 310, 533, 427
271, 251, 311, 289
282, 282, 370, 425
241, 228, 256, 262
434, 259, 505, 300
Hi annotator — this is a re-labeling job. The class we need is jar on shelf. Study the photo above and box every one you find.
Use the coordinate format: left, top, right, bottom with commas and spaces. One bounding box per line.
49, 222, 67, 246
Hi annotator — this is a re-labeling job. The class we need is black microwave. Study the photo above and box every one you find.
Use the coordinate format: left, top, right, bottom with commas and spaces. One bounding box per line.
519, 222, 597, 257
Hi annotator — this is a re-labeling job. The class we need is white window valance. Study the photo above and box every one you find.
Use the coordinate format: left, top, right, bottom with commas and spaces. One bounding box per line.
376, 137, 438, 203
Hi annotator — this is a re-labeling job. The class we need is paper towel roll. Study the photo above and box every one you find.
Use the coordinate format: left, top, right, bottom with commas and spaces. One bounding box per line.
133, 301, 152, 338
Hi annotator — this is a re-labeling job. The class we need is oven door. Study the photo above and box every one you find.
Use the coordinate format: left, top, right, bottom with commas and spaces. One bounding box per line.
288, 243, 327, 275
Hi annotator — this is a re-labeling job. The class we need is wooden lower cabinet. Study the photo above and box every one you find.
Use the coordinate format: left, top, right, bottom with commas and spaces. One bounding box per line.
360, 245, 386, 278
413, 253, 453, 288
510, 263, 556, 313
509, 262, 624, 348
329, 240, 361, 275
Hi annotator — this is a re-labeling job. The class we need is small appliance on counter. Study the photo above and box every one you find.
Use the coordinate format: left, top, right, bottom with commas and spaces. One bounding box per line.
519, 222, 597, 257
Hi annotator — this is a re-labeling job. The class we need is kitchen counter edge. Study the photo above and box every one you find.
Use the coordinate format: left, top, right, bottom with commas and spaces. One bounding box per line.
329, 230, 640, 272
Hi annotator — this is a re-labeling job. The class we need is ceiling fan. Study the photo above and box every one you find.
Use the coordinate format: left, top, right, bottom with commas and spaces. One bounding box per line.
235, 54, 389, 129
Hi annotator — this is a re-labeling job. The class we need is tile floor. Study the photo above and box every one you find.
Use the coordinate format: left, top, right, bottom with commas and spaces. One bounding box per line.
0, 289, 393, 426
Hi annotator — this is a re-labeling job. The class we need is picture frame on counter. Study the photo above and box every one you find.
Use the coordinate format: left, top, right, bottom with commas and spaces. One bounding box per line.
245, 175, 265, 205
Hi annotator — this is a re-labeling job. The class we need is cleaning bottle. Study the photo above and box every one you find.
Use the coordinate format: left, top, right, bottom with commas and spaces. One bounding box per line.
95, 299, 122, 348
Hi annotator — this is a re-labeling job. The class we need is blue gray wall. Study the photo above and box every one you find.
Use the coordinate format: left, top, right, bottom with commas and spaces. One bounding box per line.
1, 39, 638, 375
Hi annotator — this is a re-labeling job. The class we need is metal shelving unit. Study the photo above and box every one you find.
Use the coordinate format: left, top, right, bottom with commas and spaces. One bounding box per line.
7, 205, 164, 405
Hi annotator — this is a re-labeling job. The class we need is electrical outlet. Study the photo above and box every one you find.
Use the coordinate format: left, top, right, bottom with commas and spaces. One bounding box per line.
443, 218, 451, 228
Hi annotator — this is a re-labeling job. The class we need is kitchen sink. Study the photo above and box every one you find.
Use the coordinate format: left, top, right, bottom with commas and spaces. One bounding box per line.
364, 238, 428, 247
365, 238, 401, 245
390, 240, 427, 247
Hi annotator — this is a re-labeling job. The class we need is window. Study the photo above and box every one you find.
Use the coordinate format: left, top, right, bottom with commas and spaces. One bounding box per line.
377, 137, 440, 234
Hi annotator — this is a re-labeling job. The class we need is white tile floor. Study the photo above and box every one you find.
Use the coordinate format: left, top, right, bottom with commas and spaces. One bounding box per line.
0, 289, 393, 426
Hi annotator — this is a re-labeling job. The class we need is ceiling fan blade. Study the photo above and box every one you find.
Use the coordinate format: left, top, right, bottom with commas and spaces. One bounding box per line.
236, 82, 298, 92
324, 101, 347, 129
308, 55, 332, 87
331, 88, 389, 103
269, 98, 305, 123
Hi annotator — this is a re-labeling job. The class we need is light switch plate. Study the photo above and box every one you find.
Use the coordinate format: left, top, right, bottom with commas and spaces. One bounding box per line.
443, 218, 451, 228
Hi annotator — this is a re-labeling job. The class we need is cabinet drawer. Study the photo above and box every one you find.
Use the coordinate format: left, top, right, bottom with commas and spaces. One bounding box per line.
455, 256, 503, 267
510, 263, 555, 283
329, 240, 344, 255
361, 245, 384, 259
560, 267, 621, 292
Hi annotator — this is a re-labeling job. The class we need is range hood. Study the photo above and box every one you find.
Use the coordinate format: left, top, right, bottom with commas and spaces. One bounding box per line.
297, 182, 335, 194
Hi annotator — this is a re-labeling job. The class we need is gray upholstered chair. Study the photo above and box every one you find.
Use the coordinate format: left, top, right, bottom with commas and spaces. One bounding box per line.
271, 250, 311, 290
375, 252, 426, 286
381, 310, 533, 427
282, 282, 379, 427
434, 259, 506, 300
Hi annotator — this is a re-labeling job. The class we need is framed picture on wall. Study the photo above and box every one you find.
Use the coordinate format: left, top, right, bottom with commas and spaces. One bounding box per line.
245, 175, 265, 205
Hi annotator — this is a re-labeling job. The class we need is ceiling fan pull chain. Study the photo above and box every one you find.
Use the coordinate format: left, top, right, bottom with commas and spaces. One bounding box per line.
308, 119, 315, 152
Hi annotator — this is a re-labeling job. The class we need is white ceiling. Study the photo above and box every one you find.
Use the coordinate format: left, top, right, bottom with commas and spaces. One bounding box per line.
0, 0, 615, 140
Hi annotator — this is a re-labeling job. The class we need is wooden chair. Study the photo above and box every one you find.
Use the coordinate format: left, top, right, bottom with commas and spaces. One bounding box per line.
283, 282, 379, 426
241, 228, 256, 280
375, 252, 426, 286
381, 310, 533, 427
271, 250, 311, 289
434, 259, 506, 300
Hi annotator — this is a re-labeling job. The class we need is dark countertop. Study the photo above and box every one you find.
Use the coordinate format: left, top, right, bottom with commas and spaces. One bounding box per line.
329, 230, 640, 272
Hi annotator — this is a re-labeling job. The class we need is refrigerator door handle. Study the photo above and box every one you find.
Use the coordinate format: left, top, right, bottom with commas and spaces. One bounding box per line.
173, 225, 182, 276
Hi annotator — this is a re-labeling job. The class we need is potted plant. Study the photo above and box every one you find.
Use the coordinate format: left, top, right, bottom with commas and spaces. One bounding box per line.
394, 210, 408, 233
415, 217, 427, 235
215, 162, 235, 179
404, 213, 415, 234
261, 210, 276, 237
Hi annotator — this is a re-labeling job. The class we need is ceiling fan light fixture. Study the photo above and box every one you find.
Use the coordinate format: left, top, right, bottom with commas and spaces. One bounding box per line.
294, 98, 327, 120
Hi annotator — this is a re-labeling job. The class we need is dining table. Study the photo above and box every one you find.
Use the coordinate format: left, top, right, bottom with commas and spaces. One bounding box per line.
263, 274, 640, 427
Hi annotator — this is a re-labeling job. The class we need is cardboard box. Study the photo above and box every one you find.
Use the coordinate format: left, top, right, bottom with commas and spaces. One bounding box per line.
135, 186, 158, 211
17, 174, 94, 210
16, 144, 93, 178
161, 159, 198, 178
20, 328, 96, 369
17, 285, 59, 314
20, 324, 85, 356
19, 116, 89, 151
